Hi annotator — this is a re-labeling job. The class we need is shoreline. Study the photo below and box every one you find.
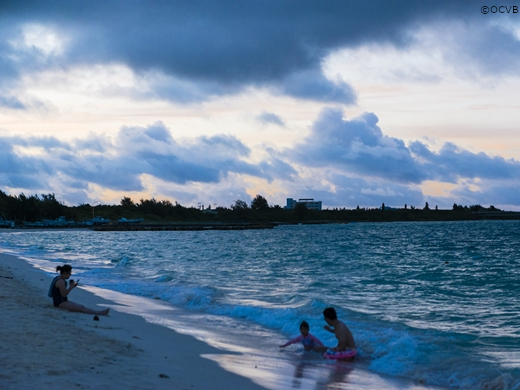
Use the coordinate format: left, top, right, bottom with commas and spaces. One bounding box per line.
0, 252, 266, 389
0, 249, 446, 390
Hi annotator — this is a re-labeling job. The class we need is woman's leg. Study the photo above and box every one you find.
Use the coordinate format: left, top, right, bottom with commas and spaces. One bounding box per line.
59, 301, 109, 315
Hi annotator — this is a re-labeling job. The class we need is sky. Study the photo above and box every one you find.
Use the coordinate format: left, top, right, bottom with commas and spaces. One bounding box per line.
1, 1, 520, 210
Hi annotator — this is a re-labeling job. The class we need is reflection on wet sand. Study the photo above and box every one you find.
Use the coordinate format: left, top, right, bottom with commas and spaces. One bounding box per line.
202, 350, 443, 390
291, 358, 353, 390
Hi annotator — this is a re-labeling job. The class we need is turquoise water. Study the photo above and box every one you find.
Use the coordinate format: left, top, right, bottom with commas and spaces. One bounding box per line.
1, 221, 519, 389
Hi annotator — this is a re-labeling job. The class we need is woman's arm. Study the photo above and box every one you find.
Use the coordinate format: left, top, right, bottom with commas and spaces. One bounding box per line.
56, 279, 76, 297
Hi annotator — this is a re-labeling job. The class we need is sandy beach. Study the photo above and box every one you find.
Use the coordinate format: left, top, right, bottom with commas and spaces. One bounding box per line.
0, 252, 266, 390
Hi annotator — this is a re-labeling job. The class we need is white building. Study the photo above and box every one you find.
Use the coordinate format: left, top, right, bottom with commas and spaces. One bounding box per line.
285, 198, 322, 210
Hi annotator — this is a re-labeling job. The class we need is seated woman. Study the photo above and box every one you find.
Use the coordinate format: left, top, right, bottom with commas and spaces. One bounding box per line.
49, 264, 109, 316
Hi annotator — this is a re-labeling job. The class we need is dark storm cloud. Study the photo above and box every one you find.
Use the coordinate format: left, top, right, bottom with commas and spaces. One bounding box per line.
0, 0, 497, 103
289, 107, 520, 185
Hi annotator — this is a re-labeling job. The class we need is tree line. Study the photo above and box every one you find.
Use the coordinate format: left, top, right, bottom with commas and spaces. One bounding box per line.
0, 189, 513, 225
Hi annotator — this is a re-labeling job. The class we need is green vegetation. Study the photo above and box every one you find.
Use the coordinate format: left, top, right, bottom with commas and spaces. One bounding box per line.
0, 192, 67, 222
0, 189, 518, 227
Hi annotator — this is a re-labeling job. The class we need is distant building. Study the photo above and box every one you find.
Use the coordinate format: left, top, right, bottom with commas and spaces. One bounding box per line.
285, 198, 322, 211
380, 205, 399, 210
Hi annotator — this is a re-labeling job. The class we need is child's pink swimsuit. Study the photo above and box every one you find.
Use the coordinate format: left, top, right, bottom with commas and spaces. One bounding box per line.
282, 334, 324, 348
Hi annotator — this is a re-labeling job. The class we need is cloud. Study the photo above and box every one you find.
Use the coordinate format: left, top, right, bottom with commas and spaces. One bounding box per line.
62, 154, 145, 191
256, 112, 286, 127
441, 21, 520, 78
275, 69, 356, 103
474, 182, 520, 207
73, 133, 111, 153
286, 107, 520, 208
445, 179, 520, 209
155, 177, 255, 208
289, 108, 424, 183
0, 137, 54, 188
0, 95, 25, 110
409, 141, 520, 182
2, 1, 511, 103
258, 157, 297, 181
311, 174, 425, 208
0, 122, 296, 196
2, 110, 520, 209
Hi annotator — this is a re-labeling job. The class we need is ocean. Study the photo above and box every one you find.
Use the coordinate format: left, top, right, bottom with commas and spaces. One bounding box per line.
1, 220, 519, 389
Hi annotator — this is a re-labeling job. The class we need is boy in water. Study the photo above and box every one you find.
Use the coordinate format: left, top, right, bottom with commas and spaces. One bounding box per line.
315, 307, 356, 353
279, 320, 324, 351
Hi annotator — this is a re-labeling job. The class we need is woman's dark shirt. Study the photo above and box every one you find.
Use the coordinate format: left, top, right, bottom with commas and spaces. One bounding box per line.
52, 279, 67, 307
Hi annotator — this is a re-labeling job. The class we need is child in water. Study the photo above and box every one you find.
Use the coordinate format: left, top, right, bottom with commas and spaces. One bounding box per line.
279, 321, 324, 351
